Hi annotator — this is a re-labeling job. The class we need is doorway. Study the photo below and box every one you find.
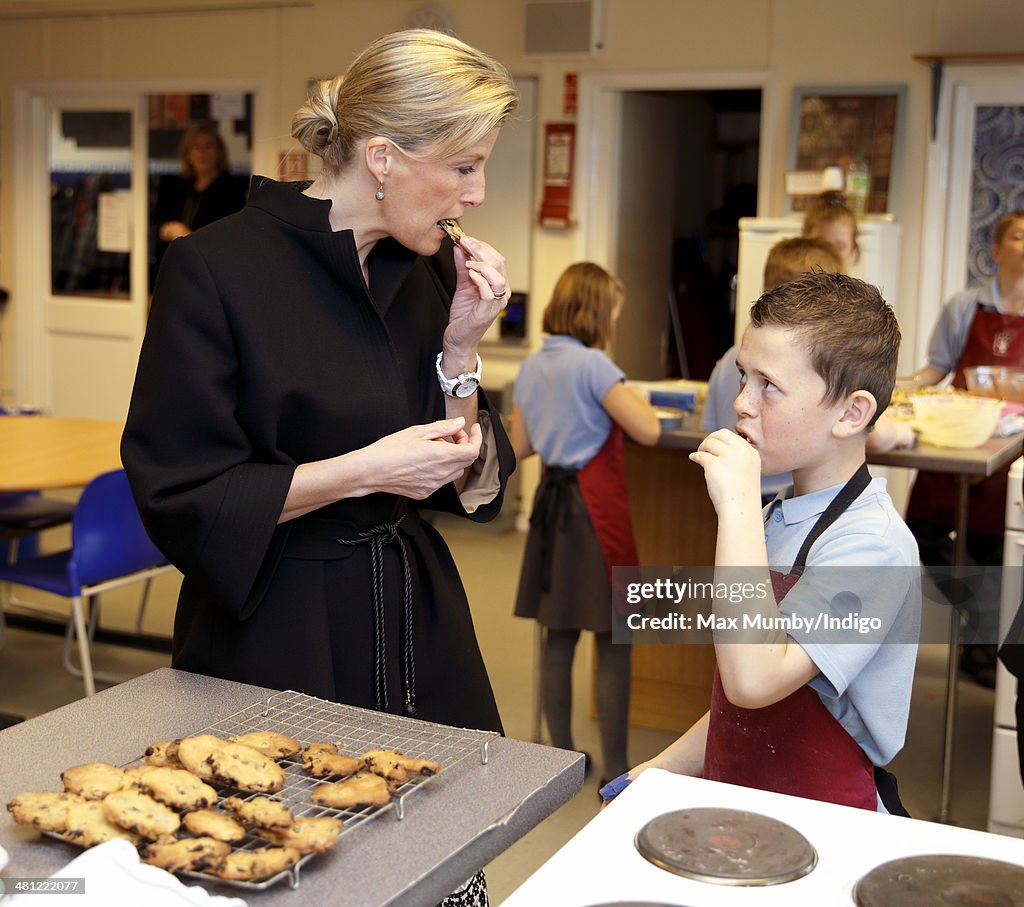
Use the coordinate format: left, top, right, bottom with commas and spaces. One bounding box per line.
12, 81, 265, 421
578, 71, 774, 381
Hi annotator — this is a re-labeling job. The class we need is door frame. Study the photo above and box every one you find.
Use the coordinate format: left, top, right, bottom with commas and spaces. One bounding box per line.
11, 77, 271, 415
916, 63, 1024, 368
575, 69, 777, 267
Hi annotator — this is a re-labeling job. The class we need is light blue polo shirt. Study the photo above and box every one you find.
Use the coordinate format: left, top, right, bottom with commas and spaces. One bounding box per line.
763, 476, 921, 767
514, 335, 624, 469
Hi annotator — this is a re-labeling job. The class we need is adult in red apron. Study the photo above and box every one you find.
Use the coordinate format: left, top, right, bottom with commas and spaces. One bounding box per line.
906, 302, 1024, 685
514, 422, 638, 782
906, 303, 1024, 546
703, 464, 907, 814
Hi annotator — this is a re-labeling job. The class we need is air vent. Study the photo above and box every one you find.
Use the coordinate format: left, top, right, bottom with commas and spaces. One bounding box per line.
524, 0, 603, 56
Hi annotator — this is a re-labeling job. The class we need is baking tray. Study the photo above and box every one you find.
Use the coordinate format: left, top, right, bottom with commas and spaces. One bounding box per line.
51, 689, 498, 892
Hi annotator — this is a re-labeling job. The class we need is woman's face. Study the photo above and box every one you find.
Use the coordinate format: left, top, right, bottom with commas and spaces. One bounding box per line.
809, 219, 856, 265
384, 128, 500, 255
187, 134, 221, 178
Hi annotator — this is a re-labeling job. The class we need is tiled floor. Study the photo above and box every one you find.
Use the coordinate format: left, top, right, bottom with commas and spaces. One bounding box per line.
0, 516, 1007, 903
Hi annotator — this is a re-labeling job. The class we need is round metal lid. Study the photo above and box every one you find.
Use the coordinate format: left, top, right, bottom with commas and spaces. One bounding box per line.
633, 807, 817, 886
853, 854, 1024, 907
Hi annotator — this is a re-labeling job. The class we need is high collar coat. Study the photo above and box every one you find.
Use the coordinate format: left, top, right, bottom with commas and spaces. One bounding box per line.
122, 177, 514, 732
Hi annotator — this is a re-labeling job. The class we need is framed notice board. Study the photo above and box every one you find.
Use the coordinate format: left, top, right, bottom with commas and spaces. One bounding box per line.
787, 85, 905, 214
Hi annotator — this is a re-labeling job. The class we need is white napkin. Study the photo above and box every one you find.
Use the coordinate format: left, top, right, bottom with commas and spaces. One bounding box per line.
1, 839, 247, 907
0, 844, 8, 874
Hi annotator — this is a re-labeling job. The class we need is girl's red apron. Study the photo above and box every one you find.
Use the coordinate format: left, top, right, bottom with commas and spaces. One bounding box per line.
906, 303, 1024, 537
520, 424, 639, 627
702, 464, 879, 811
576, 425, 639, 611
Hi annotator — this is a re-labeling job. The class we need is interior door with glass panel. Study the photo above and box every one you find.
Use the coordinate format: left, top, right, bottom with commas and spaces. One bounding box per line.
17, 87, 255, 422
27, 90, 148, 422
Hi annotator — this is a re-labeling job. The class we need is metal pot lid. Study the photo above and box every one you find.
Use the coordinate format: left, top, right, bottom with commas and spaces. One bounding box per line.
853, 854, 1024, 907
634, 807, 816, 886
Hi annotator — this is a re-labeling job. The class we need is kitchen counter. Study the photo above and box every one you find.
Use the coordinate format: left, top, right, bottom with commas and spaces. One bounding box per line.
0, 668, 584, 906
503, 769, 1024, 906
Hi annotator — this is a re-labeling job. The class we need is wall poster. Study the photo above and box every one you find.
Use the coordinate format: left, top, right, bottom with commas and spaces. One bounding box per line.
787, 85, 905, 214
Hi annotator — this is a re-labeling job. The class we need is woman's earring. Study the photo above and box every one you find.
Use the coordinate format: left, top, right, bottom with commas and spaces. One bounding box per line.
375, 182, 385, 201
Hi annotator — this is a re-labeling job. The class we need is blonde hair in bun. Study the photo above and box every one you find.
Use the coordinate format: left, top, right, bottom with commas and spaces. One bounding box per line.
291, 29, 518, 174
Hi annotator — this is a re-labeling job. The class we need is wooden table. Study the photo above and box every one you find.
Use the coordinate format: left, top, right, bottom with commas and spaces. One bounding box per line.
0, 668, 583, 906
0, 417, 124, 491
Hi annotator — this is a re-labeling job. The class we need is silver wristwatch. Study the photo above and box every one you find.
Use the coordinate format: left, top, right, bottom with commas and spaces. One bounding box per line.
435, 352, 482, 398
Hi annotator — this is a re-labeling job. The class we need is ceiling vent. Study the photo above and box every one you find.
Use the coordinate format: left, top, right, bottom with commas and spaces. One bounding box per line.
524, 0, 603, 56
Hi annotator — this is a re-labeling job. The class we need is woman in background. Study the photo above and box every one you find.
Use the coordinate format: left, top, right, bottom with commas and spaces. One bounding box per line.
511, 262, 660, 788
154, 123, 246, 264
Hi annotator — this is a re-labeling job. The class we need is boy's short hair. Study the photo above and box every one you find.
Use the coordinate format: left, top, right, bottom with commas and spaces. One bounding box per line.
763, 237, 844, 291
994, 210, 1024, 246
750, 272, 900, 426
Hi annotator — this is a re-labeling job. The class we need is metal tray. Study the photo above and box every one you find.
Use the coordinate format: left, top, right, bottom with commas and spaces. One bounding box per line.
52, 690, 498, 892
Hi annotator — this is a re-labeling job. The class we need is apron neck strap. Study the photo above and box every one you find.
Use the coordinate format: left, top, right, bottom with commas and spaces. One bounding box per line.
790, 462, 871, 576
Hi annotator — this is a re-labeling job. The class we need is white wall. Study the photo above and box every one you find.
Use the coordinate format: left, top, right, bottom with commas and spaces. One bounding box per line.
2, 0, 1024, 402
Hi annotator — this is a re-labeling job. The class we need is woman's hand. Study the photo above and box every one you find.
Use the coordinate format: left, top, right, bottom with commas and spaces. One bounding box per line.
280, 418, 483, 522
443, 235, 509, 358
159, 221, 192, 242
355, 417, 482, 500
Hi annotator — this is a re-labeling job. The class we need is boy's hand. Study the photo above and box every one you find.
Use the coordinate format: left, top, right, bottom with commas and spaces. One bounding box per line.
689, 428, 762, 515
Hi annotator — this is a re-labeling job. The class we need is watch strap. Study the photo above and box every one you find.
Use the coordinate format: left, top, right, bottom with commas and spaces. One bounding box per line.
435, 352, 482, 396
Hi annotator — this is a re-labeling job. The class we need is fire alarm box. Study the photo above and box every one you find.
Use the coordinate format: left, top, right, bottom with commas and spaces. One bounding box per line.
538, 123, 575, 229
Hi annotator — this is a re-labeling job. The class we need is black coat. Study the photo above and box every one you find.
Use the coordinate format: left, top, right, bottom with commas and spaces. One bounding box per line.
123, 177, 514, 732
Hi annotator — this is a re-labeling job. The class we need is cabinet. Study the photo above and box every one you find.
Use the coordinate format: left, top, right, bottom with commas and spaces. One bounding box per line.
624, 436, 717, 733
735, 216, 903, 344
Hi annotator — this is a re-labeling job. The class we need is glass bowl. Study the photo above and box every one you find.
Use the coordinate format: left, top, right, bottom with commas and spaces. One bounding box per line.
965, 365, 1024, 403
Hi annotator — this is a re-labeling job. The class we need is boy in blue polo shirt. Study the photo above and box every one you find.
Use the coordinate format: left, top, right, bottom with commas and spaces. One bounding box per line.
620, 272, 920, 813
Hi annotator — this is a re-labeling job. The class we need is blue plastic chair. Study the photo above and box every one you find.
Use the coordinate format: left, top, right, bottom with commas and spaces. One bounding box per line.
0, 469, 174, 696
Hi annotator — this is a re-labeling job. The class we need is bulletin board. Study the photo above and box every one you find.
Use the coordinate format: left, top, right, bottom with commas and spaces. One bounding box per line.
787, 85, 905, 213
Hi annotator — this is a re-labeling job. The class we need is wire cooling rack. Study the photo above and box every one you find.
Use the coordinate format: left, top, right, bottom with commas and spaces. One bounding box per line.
52, 690, 497, 892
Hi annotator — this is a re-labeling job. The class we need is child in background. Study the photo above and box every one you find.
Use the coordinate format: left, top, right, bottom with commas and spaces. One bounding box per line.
803, 194, 860, 266
618, 272, 921, 813
511, 262, 660, 786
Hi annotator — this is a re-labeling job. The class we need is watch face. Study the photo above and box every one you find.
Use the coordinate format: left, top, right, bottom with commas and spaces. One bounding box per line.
455, 378, 479, 398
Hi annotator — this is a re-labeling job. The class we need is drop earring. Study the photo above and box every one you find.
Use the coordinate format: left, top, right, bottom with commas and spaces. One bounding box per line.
375, 182, 385, 201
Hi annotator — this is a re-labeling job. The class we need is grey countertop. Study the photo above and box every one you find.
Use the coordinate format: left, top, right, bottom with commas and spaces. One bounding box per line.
0, 668, 584, 905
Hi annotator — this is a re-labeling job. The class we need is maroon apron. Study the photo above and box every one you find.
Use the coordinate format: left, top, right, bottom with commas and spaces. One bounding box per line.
576, 424, 640, 608
703, 464, 879, 811
906, 303, 1024, 536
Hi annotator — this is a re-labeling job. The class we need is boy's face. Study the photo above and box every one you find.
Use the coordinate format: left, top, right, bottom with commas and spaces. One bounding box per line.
734, 325, 846, 478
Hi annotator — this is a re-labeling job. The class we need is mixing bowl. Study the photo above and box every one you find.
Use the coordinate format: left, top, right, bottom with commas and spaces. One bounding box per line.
913, 393, 1003, 448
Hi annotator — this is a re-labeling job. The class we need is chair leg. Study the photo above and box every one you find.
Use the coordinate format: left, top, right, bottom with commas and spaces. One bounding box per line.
135, 578, 154, 635
533, 622, 545, 744
0, 539, 15, 647
64, 595, 96, 697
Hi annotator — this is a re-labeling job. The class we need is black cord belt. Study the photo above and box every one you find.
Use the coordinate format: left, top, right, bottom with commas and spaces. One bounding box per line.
337, 517, 417, 716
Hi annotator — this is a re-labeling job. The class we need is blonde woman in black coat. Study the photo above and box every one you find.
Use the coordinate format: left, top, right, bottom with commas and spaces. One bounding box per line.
123, 31, 518, 742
